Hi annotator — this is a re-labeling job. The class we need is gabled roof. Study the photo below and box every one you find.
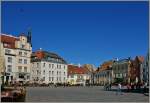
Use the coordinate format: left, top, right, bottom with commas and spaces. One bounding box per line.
0, 34, 18, 49
95, 60, 113, 73
68, 65, 86, 74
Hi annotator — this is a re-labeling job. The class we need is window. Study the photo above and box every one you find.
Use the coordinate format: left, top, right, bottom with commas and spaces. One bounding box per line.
59, 65, 61, 69
124, 73, 126, 77
64, 77, 65, 81
37, 63, 39, 68
49, 71, 51, 76
49, 77, 51, 81
49, 64, 51, 68
59, 71, 61, 75
52, 64, 54, 68
24, 67, 27, 72
27, 76, 30, 79
19, 52, 22, 56
43, 70, 45, 75
64, 72, 65, 75
47, 57, 51, 61
52, 71, 54, 75
57, 65, 58, 68
43, 63, 45, 67
5, 49, 11, 54
120, 73, 122, 78
8, 57, 12, 63
7, 65, 12, 72
57, 77, 58, 81
52, 77, 54, 81
24, 52, 27, 56
18, 66, 22, 72
24, 59, 27, 64
18, 59, 22, 63
57, 71, 58, 75
43, 77, 45, 81
64, 65, 65, 69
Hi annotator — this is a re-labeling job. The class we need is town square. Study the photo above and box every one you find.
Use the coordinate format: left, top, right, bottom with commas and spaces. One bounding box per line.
0, 0, 149, 102
25, 86, 149, 102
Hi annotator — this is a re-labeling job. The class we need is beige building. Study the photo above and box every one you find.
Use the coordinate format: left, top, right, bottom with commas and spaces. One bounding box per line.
0, 33, 32, 84
67, 64, 89, 86
0, 41, 5, 84
15, 35, 32, 83
94, 60, 113, 85
82, 64, 96, 84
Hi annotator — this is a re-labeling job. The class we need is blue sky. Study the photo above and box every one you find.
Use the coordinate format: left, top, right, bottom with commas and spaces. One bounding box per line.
2, 1, 149, 67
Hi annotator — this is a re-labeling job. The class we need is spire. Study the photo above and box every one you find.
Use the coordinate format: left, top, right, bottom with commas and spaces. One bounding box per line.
27, 28, 32, 46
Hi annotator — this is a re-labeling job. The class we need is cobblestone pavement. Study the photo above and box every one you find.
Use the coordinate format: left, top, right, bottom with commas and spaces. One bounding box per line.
25, 86, 149, 102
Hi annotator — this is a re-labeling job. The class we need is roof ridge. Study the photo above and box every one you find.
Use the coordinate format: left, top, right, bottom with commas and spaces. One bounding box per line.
1, 33, 19, 38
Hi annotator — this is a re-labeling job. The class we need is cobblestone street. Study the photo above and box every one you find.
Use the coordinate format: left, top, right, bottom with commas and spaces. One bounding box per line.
25, 86, 149, 102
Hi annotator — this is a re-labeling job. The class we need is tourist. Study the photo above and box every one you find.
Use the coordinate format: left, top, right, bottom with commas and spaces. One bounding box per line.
116, 83, 122, 95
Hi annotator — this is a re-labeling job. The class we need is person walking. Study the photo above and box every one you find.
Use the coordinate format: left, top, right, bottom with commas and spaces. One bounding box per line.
116, 83, 122, 95
143, 82, 147, 94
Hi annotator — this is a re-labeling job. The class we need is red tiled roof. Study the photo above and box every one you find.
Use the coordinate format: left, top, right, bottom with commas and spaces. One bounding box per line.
0, 34, 18, 49
68, 65, 86, 75
34, 51, 45, 59
98, 61, 113, 72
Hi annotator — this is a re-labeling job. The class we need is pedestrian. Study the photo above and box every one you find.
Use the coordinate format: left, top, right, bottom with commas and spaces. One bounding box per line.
127, 84, 130, 92
131, 83, 134, 91
109, 83, 112, 91
116, 83, 122, 95
143, 82, 147, 93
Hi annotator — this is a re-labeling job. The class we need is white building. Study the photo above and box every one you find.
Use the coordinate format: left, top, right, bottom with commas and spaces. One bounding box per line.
31, 50, 68, 84
0, 33, 32, 84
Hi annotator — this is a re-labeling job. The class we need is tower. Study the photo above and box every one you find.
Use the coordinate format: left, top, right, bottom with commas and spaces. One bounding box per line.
27, 28, 32, 47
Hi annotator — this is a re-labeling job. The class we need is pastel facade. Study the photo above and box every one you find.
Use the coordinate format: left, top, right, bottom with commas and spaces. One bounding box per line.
67, 64, 89, 85
82, 64, 96, 84
0, 33, 32, 84
94, 60, 113, 85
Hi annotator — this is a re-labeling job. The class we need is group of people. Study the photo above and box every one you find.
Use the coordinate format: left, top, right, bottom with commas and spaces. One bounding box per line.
103, 82, 149, 95
117, 82, 148, 95
127, 82, 148, 93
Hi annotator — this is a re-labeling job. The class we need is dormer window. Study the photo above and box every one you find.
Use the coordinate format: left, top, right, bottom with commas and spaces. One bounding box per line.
47, 57, 51, 60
